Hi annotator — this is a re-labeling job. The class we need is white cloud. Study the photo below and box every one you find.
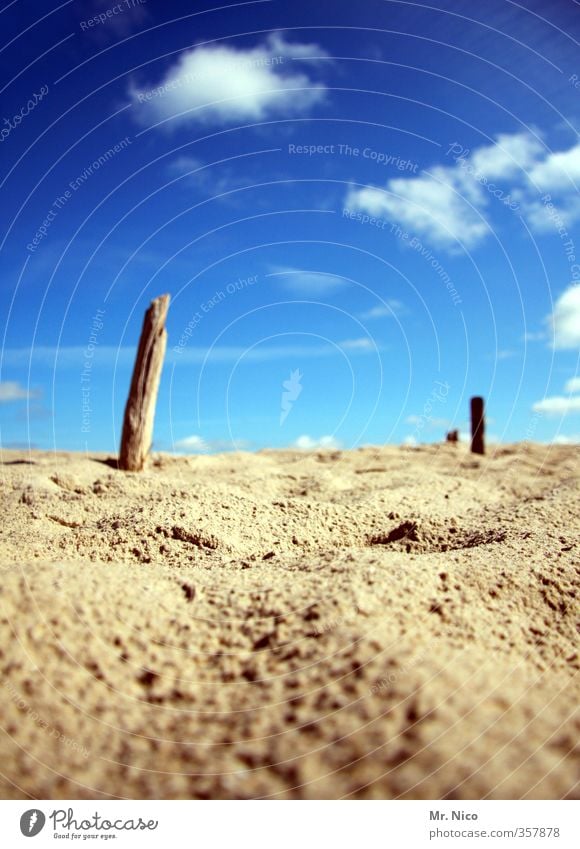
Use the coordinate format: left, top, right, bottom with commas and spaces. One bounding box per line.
548, 285, 580, 350
528, 144, 580, 192
533, 372, 580, 418
518, 194, 580, 234
130, 32, 327, 126
0, 381, 38, 402
564, 376, 580, 393
551, 434, 580, 444
173, 435, 250, 453
456, 430, 500, 444
468, 132, 544, 179
532, 396, 580, 416
293, 434, 341, 450
339, 338, 374, 351
268, 266, 347, 293
359, 300, 404, 320
345, 131, 580, 251
173, 434, 209, 452
402, 435, 418, 447
346, 167, 489, 249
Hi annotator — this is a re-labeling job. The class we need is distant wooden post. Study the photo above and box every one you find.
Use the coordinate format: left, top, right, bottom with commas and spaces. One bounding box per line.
470, 396, 485, 455
119, 294, 170, 471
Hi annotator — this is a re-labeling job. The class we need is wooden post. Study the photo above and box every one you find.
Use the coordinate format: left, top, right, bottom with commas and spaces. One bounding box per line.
119, 294, 170, 471
470, 396, 485, 455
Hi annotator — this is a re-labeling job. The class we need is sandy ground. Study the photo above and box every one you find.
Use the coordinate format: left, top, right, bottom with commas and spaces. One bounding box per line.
0, 442, 578, 800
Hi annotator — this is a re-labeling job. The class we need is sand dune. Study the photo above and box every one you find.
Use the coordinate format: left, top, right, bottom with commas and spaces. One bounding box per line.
0, 443, 578, 799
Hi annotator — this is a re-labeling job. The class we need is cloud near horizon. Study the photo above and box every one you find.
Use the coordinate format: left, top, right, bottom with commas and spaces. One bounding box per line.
293, 434, 341, 450
533, 371, 580, 416
172, 435, 251, 453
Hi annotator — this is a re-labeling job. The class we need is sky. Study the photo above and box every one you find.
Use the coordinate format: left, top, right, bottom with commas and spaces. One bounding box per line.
0, 0, 579, 454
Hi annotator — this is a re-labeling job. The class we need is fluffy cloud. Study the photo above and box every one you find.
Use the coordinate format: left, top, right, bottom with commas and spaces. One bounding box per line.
548, 285, 580, 350
0, 381, 38, 402
564, 376, 580, 393
293, 434, 341, 450
173, 434, 209, 452
130, 32, 327, 126
468, 132, 544, 179
524, 285, 580, 350
346, 168, 489, 249
532, 396, 580, 416
518, 193, 580, 234
345, 131, 580, 251
533, 369, 580, 417
528, 144, 580, 192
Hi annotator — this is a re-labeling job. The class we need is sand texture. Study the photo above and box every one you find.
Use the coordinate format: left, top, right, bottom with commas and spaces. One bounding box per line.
0, 443, 578, 800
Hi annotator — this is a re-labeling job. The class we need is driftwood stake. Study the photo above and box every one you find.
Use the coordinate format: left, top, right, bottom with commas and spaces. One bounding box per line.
119, 294, 170, 471
470, 396, 485, 455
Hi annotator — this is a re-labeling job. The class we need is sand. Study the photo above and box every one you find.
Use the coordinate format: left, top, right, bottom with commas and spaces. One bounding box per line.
0, 442, 578, 800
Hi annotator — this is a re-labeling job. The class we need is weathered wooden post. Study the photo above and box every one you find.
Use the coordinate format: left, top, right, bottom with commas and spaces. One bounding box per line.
119, 294, 170, 471
470, 396, 485, 455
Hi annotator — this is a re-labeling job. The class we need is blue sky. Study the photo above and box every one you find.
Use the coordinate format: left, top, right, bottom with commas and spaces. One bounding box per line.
0, 0, 579, 453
